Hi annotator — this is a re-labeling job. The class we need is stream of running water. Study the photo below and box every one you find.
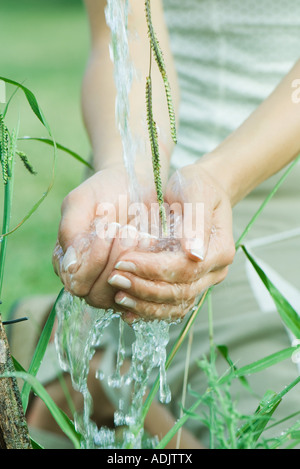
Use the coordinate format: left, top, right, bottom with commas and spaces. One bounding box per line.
54, 0, 175, 449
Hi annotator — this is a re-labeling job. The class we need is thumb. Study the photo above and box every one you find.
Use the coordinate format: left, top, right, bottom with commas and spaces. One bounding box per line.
179, 196, 212, 262
165, 168, 213, 262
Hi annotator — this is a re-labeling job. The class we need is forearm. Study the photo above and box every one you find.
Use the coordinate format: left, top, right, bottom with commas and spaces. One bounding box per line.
81, 0, 179, 185
200, 59, 300, 206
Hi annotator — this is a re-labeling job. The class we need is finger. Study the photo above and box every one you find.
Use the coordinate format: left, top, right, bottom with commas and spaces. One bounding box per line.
107, 270, 196, 305
52, 240, 64, 279
56, 184, 123, 297
113, 240, 230, 285
58, 225, 118, 298
83, 225, 140, 308
113, 291, 195, 321
114, 249, 206, 284
109, 265, 229, 305
113, 187, 235, 286
165, 168, 214, 262
200, 198, 236, 273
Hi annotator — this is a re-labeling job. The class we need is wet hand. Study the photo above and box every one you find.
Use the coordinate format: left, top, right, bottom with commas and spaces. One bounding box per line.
108, 163, 236, 322
52, 168, 136, 307
52, 167, 159, 312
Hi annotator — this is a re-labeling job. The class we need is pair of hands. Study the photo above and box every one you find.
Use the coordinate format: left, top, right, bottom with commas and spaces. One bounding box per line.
52, 163, 235, 323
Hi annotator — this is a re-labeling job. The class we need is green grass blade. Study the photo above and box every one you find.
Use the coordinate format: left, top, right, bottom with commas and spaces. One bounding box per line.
0, 76, 51, 134
18, 136, 94, 170
217, 344, 252, 392
237, 390, 281, 446
242, 245, 300, 339
155, 393, 205, 449
3, 86, 19, 118
238, 376, 300, 446
219, 346, 299, 385
0, 371, 81, 449
235, 155, 300, 250
30, 438, 44, 449
0, 79, 57, 238
21, 289, 64, 412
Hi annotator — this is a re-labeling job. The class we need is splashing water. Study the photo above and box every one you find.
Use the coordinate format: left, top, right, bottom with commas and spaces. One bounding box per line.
55, 292, 117, 448
55, 291, 173, 449
54, 0, 175, 449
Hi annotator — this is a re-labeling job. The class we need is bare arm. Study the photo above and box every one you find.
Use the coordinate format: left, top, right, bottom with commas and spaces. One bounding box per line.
82, 0, 179, 184
201, 59, 300, 206
111, 59, 300, 321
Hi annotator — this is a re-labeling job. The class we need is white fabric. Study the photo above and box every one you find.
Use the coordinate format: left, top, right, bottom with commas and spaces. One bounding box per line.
162, 0, 300, 352
162, 0, 300, 167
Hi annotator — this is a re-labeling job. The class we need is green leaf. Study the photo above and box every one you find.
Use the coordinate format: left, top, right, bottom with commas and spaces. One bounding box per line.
30, 438, 44, 449
0, 77, 57, 238
21, 289, 64, 412
217, 344, 252, 392
220, 346, 299, 385
235, 154, 300, 249
0, 371, 81, 449
237, 390, 281, 445
155, 393, 205, 449
18, 136, 94, 170
0, 76, 50, 134
242, 245, 300, 339
238, 376, 300, 446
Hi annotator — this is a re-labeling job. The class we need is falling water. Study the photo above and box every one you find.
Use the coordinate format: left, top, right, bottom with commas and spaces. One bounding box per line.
105, 0, 139, 202
55, 291, 173, 449
55, 292, 117, 448
55, 0, 175, 449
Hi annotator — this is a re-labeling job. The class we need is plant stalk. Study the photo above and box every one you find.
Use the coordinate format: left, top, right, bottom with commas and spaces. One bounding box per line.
0, 177, 13, 299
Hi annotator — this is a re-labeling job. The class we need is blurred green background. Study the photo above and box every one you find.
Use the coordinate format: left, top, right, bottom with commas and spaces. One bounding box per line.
0, 0, 91, 317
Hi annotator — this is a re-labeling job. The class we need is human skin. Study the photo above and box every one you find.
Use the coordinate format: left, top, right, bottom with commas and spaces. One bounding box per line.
53, 0, 300, 322
41, 0, 300, 449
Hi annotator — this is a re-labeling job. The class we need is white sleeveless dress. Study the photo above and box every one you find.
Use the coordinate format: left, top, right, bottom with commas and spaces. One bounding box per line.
159, 0, 300, 445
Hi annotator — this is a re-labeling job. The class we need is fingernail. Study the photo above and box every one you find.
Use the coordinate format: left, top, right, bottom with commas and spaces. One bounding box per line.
115, 296, 136, 309
114, 261, 136, 273
108, 274, 132, 289
186, 238, 204, 260
62, 246, 78, 272
190, 250, 204, 261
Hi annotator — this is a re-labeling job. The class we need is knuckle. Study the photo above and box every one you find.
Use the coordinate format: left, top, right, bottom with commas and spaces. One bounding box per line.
174, 283, 192, 303
68, 280, 91, 298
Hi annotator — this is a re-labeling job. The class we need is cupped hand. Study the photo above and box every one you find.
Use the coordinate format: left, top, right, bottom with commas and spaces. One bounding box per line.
107, 162, 236, 322
52, 167, 158, 311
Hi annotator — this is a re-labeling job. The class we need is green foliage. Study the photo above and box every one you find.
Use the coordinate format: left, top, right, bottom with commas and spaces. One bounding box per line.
0, 80, 90, 448
144, 0, 177, 144
16, 151, 37, 175
0, 113, 9, 184
144, 0, 177, 235
242, 245, 300, 339
1, 1, 300, 450
145, 76, 167, 234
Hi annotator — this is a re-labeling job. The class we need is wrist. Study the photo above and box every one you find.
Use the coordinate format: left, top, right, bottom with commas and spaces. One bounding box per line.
194, 153, 233, 205
195, 150, 252, 207
92, 144, 171, 189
